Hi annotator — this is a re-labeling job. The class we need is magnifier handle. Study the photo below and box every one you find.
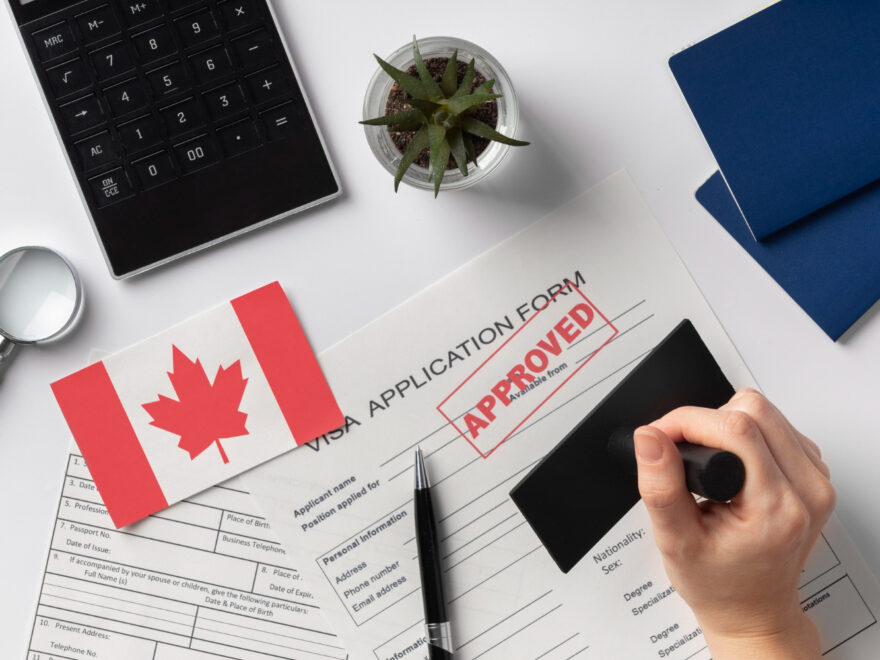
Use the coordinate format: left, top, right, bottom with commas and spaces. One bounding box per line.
0, 336, 16, 367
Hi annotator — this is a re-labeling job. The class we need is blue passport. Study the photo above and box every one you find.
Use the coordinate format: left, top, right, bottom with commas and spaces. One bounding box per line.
697, 172, 880, 341
671, 0, 880, 239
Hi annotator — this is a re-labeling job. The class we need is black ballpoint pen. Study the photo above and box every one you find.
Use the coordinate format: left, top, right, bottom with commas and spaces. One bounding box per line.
414, 447, 454, 659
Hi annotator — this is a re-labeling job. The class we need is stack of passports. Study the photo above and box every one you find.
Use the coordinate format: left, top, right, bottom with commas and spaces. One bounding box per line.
669, 0, 880, 340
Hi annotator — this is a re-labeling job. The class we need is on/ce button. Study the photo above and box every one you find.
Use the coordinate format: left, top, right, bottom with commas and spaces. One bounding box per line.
88, 168, 134, 207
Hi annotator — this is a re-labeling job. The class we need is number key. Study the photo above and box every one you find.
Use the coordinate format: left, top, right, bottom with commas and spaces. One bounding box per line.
105, 78, 149, 116
118, 115, 162, 152
173, 134, 219, 174
132, 151, 176, 189
90, 41, 134, 80
133, 25, 177, 63
161, 97, 203, 137
147, 61, 188, 97
203, 83, 246, 120
175, 9, 220, 48
189, 46, 232, 85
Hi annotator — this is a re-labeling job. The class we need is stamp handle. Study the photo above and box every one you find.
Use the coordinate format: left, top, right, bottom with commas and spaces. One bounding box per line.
608, 427, 745, 502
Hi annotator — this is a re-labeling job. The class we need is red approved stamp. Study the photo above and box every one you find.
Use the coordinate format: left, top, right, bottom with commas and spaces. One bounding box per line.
437, 283, 618, 457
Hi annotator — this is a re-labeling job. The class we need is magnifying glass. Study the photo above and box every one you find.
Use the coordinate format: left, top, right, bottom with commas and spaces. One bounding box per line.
0, 246, 83, 368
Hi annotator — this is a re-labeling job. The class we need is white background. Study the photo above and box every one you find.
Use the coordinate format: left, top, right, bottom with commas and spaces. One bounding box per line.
2, 1, 879, 656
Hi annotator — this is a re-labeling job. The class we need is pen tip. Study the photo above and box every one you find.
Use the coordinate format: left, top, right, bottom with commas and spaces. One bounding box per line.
414, 447, 429, 490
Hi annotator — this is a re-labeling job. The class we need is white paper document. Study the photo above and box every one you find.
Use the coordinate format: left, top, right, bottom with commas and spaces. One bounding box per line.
25, 447, 347, 660
244, 172, 880, 659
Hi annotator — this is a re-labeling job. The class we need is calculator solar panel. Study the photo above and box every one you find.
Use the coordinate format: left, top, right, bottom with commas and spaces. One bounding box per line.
7, 0, 340, 278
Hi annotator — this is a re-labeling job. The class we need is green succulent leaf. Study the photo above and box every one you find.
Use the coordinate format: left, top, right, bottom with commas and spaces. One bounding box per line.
447, 127, 468, 177
404, 98, 441, 117
428, 124, 448, 197
374, 54, 426, 99
446, 93, 501, 116
412, 37, 443, 98
452, 59, 476, 98
462, 132, 477, 164
473, 79, 496, 95
440, 49, 459, 96
394, 126, 428, 192
360, 109, 422, 127
461, 117, 530, 146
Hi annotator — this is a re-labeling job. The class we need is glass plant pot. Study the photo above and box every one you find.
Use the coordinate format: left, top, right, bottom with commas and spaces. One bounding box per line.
362, 36, 520, 193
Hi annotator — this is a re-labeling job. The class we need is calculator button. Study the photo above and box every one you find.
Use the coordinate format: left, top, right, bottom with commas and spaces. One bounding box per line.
161, 97, 203, 137
89, 168, 133, 206
147, 61, 188, 97
118, 114, 163, 152
90, 41, 135, 80
46, 59, 91, 97
218, 1, 258, 32
105, 78, 149, 116
189, 46, 232, 84
174, 134, 219, 173
175, 9, 220, 48
76, 6, 121, 44
261, 102, 296, 141
132, 151, 176, 188
60, 95, 104, 134
120, 0, 163, 27
218, 119, 261, 157
75, 131, 118, 170
231, 30, 274, 69
33, 23, 77, 62
133, 25, 178, 63
246, 66, 289, 104
203, 83, 246, 120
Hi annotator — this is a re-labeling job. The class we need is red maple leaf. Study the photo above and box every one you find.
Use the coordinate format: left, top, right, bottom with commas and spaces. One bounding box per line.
142, 345, 249, 464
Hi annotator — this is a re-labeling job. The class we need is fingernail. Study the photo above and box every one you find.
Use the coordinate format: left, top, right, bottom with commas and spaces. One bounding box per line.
634, 428, 663, 464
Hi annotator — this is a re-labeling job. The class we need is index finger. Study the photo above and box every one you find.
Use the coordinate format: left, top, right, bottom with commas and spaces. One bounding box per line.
651, 406, 790, 512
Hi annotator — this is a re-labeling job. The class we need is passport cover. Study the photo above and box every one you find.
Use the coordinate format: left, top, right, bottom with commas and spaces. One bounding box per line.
670, 0, 880, 239
697, 172, 880, 341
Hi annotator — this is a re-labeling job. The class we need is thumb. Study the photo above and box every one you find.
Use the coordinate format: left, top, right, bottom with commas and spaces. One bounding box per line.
634, 426, 701, 545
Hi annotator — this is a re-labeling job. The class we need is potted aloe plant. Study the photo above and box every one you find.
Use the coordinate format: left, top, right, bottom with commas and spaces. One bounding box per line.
362, 37, 528, 196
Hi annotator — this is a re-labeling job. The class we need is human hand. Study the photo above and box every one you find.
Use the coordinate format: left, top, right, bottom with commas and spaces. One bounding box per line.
634, 389, 835, 659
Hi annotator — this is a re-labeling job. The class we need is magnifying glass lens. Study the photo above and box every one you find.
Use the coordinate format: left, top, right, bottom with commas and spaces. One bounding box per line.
0, 248, 79, 343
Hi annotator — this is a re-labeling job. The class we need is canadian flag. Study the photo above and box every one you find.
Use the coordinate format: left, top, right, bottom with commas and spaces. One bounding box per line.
51, 282, 343, 528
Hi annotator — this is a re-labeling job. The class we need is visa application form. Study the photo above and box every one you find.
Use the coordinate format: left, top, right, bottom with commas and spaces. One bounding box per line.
244, 172, 880, 659
25, 445, 347, 660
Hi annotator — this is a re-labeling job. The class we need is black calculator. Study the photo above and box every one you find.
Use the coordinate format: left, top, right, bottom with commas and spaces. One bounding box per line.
7, 0, 340, 278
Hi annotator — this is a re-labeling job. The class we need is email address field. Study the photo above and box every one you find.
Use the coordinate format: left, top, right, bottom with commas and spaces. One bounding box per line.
315, 504, 419, 626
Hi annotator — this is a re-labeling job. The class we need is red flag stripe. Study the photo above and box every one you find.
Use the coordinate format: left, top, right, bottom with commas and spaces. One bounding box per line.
51, 362, 167, 527
231, 282, 343, 445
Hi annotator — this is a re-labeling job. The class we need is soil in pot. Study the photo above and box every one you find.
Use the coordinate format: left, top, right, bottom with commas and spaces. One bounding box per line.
384, 57, 499, 170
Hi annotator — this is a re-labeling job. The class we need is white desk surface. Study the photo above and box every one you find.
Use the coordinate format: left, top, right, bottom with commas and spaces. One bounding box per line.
3, 1, 879, 655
